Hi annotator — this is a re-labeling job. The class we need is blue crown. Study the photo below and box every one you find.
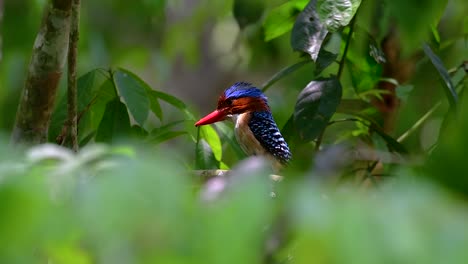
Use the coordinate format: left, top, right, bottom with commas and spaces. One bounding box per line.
224, 82, 267, 101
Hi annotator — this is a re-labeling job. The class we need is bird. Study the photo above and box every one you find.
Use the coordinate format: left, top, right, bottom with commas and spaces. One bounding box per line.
195, 82, 291, 170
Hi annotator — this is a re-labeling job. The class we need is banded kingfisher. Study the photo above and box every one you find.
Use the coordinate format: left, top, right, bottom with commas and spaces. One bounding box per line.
195, 82, 291, 170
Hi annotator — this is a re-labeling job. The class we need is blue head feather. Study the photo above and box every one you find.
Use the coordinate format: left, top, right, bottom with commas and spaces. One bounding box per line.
224, 82, 267, 101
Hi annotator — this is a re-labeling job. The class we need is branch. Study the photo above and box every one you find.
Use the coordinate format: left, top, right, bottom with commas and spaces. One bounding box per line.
11, 0, 73, 144
337, 17, 356, 80
67, 0, 80, 151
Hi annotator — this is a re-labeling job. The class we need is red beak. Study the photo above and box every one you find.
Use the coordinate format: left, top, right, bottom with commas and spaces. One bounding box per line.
195, 109, 227, 126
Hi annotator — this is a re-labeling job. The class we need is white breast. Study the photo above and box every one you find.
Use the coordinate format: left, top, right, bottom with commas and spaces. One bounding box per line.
234, 113, 266, 156
232, 113, 285, 172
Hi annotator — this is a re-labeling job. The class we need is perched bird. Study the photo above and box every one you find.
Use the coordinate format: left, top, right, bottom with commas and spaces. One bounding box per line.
195, 82, 291, 169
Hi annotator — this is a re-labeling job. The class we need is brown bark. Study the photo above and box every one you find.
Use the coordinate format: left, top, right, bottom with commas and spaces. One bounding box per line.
11, 0, 72, 144
67, 0, 80, 151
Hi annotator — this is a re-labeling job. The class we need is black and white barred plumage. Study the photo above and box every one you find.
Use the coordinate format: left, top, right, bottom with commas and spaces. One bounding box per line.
248, 111, 292, 164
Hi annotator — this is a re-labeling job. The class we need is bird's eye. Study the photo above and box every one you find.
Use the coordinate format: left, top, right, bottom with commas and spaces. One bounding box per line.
225, 99, 233, 106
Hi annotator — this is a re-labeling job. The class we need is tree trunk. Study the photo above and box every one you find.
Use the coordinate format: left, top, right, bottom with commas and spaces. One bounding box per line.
67, 0, 80, 151
11, 0, 72, 144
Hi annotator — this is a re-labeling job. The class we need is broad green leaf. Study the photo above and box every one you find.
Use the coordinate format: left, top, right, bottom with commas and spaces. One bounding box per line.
195, 130, 218, 169
149, 90, 186, 110
113, 68, 151, 126
199, 125, 222, 162
294, 77, 342, 141
291, 0, 361, 60
263, 0, 309, 41
148, 131, 187, 145
148, 120, 187, 144
347, 45, 383, 93
233, 0, 265, 29
146, 89, 163, 121
95, 99, 132, 143
77, 79, 117, 143
150, 90, 195, 120
291, 0, 329, 61
371, 123, 408, 154
261, 60, 311, 92
49, 69, 107, 142
422, 43, 458, 109
317, 0, 361, 32
130, 125, 149, 139
214, 122, 247, 161
336, 99, 382, 125
314, 48, 338, 75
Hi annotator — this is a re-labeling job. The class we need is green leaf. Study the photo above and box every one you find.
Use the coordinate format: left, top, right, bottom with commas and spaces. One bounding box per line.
347, 45, 383, 93
336, 98, 382, 124
316, 0, 361, 32
199, 125, 222, 162
422, 43, 458, 109
294, 77, 342, 141
130, 125, 149, 139
148, 120, 187, 144
149, 131, 187, 145
214, 122, 247, 161
146, 89, 163, 121
263, 0, 309, 41
291, 0, 329, 61
95, 99, 132, 143
371, 123, 408, 154
261, 60, 311, 92
113, 68, 151, 126
149, 90, 186, 110
49, 69, 107, 142
78, 79, 117, 143
314, 48, 338, 75
150, 90, 195, 120
195, 129, 218, 169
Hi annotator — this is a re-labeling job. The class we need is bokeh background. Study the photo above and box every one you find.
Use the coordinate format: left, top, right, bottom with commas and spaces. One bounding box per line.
0, 0, 468, 263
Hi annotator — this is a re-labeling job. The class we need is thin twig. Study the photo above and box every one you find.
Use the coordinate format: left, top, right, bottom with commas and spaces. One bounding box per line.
337, 17, 356, 80
315, 129, 325, 151
397, 101, 441, 143
67, 0, 81, 152
328, 118, 361, 126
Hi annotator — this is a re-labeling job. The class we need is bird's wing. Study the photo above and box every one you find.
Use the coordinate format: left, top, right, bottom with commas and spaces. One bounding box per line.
248, 111, 292, 164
